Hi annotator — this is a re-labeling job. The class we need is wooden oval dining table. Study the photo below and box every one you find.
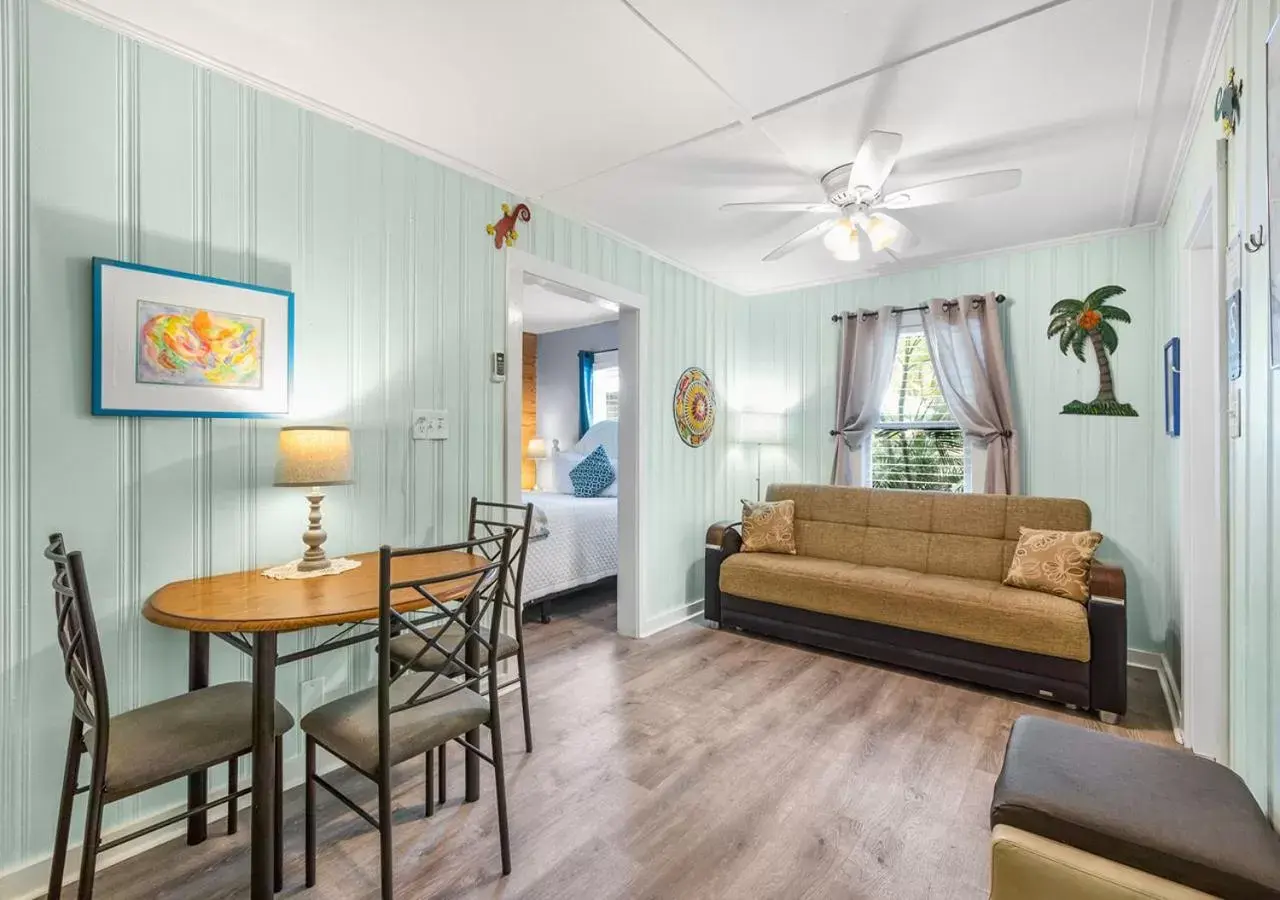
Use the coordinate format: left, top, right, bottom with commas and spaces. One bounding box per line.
143, 548, 488, 900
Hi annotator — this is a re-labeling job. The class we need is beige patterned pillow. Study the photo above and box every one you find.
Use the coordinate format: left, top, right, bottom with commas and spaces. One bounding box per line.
740, 499, 796, 554
1003, 526, 1103, 603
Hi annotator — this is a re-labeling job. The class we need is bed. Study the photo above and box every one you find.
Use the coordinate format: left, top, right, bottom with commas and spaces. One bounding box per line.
520, 422, 619, 618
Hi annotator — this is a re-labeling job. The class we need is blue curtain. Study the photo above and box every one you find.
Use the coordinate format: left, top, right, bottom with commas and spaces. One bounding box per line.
578, 350, 595, 438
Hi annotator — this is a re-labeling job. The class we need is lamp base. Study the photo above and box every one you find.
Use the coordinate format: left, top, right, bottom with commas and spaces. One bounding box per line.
297, 488, 330, 572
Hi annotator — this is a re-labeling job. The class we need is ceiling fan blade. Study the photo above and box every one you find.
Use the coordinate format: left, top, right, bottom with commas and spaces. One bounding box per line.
879, 169, 1022, 210
763, 218, 839, 262
880, 213, 917, 252
847, 131, 903, 194
720, 201, 837, 213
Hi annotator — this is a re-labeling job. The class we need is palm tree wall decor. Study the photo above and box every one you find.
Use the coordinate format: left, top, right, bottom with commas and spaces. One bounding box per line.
1046, 285, 1139, 416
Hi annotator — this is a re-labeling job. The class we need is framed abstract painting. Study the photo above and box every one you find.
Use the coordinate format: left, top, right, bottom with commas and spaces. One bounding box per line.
92, 258, 294, 418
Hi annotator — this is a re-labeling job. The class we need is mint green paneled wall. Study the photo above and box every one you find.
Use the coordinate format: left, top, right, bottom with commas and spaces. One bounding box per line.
1162, 0, 1280, 814
0, 0, 738, 874
740, 231, 1175, 654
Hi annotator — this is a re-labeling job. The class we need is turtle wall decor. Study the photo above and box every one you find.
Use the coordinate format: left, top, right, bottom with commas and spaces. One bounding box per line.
1215, 67, 1243, 136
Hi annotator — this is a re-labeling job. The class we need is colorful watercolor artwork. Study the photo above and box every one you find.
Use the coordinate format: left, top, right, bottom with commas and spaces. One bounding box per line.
94, 257, 293, 418
136, 301, 263, 389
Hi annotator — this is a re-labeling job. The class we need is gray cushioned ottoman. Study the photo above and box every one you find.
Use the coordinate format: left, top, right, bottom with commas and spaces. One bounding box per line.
991, 716, 1280, 898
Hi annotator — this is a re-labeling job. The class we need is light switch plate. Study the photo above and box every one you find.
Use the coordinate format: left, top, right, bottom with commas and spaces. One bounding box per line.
412, 409, 448, 441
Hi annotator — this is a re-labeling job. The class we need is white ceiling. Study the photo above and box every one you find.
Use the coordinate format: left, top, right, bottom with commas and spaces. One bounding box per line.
57, 0, 1224, 295
521, 279, 619, 334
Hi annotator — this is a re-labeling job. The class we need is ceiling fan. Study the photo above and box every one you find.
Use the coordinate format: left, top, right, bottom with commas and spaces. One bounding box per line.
721, 131, 1021, 263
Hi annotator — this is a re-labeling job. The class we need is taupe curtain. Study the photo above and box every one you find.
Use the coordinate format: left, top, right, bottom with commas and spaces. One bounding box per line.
919, 293, 1020, 494
830, 307, 900, 486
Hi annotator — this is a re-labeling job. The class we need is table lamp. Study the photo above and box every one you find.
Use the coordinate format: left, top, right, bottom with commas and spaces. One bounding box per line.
274, 425, 353, 571
736, 411, 784, 501
527, 436, 549, 491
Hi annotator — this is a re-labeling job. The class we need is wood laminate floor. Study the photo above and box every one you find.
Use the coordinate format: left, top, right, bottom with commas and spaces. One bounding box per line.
66, 589, 1176, 899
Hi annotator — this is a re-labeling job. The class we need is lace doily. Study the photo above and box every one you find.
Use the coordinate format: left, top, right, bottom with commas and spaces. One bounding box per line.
261, 557, 362, 580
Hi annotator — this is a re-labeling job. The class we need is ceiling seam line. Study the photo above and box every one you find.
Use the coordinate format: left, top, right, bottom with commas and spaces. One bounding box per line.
1121, 0, 1177, 227
614, 0, 814, 180
752, 0, 1080, 122
537, 119, 744, 199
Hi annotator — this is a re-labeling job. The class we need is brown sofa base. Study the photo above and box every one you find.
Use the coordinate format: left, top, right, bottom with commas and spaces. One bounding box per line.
719, 593, 1092, 708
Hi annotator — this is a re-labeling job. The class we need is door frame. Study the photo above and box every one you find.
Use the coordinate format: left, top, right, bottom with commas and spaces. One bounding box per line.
1177, 157, 1229, 761
503, 250, 647, 638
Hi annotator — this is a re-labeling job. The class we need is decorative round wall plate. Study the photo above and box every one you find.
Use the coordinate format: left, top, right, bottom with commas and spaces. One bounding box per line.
672, 366, 716, 447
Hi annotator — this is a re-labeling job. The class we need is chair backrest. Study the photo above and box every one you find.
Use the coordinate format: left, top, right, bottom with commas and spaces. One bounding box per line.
44, 534, 110, 736
375, 532, 513, 757
467, 498, 534, 612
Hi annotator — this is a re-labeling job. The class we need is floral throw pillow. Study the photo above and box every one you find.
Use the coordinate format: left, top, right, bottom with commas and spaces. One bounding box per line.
1003, 526, 1103, 603
740, 499, 796, 555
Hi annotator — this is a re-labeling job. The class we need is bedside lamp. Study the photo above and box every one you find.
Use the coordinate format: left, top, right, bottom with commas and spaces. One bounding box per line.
274, 426, 353, 572
737, 411, 784, 501
527, 436, 549, 491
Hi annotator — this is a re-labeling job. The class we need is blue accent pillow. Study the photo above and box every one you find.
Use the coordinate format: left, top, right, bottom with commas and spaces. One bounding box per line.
569, 445, 616, 498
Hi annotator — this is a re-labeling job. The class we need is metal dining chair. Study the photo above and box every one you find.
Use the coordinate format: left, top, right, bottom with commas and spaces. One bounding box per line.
300, 533, 515, 897
43, 533, 295, 899
385, 499, 535, 809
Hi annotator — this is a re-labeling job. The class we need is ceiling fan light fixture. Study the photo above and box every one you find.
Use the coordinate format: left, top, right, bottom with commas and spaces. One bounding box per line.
822, 218, 856, 252
865, 214, 904, 253
832, 239, 861, 262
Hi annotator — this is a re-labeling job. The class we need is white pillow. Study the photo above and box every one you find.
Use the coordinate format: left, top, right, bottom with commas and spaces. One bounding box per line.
551, 452, 584, 494
572, 420, 619, 459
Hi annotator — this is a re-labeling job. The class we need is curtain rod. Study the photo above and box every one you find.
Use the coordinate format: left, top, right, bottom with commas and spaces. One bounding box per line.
830, 293, 1006, 322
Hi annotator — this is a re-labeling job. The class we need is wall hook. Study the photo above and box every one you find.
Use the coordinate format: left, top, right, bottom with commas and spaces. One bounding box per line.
1246, 225, 1265, 253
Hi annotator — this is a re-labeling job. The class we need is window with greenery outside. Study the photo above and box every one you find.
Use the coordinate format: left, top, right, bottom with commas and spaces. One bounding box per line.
871, 333, 966, 492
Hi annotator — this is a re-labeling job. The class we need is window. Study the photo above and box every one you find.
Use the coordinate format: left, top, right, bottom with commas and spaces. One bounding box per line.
870, 332, 967, 492
591, 350, 620, 425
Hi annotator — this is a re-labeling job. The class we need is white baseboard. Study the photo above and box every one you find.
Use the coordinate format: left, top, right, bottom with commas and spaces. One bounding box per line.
1127, 649, 1184, 745
638, 599, 704, 638
0, 752, 342, 900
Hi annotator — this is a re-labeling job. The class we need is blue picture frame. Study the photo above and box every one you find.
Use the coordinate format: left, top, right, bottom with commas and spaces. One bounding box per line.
1164, 337, 1181, 437
92, 257, 295, 418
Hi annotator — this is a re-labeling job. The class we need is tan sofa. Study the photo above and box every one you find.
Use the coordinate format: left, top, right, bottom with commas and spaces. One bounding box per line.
705, 485, 1127, 720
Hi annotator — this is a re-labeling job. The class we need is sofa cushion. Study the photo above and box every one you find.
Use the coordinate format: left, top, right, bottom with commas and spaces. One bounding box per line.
766, 485, 1093, 584
719, 553, 1089, 661
993, 716, 1280, 898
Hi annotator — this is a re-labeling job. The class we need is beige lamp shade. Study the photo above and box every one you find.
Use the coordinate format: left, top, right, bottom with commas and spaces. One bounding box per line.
526, 436, 550, 460
274, 426, 353, 487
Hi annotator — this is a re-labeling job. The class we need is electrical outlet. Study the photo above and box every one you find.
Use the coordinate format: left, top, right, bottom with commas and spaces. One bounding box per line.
412, 409, 448, 441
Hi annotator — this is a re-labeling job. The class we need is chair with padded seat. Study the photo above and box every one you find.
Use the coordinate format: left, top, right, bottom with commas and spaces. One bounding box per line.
301, 532, 516, 898
385, 498, 534, 809
43, 533, 295, 900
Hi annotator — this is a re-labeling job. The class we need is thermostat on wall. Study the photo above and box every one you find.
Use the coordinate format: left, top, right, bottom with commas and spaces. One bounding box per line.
491, 351, 506, 383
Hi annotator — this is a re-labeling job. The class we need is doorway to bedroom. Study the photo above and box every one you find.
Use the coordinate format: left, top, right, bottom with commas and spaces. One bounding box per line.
504, 253, 645, 638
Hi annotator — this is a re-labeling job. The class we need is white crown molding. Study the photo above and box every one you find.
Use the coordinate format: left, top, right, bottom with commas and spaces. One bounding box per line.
1157, 0, 1238, 225
729, 222, 1162, 297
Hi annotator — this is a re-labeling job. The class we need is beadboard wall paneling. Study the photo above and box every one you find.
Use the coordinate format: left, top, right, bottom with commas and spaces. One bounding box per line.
0, 0, 739, 875
1162, 0, 1278, 812
736, 231, 1174, 655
